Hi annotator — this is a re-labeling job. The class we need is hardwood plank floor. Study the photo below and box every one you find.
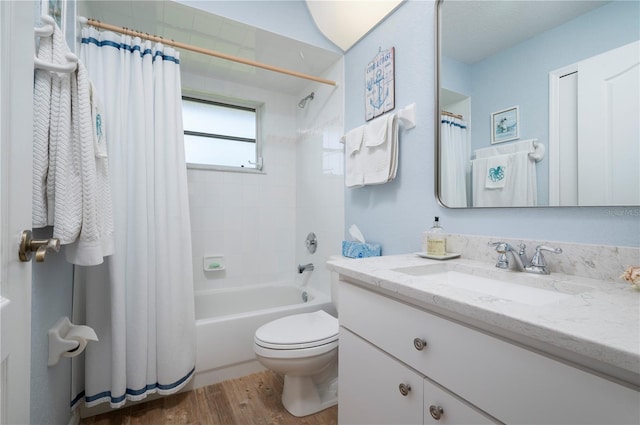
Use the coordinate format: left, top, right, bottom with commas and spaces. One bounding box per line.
79, 371, 338, 425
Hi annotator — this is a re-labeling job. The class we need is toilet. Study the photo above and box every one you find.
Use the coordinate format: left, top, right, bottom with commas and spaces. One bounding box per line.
253, 270, 340, 417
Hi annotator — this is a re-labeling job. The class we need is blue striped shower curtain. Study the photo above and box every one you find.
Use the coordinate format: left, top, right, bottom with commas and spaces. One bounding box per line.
71, 27, 195, 409
440, 115, 470, 207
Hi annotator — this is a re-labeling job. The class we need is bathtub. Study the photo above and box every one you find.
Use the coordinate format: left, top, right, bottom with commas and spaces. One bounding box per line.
191, 282, 335, 389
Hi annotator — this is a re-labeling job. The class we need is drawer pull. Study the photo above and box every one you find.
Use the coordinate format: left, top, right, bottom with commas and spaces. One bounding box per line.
398, 383, 411, 396
429, 405, 444, 420
413, 338, 427, 351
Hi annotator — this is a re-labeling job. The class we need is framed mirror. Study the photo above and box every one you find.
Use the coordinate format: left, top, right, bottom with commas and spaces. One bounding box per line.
435, 0, 639, 208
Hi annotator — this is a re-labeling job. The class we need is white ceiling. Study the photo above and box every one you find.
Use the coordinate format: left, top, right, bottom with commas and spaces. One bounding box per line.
442, 1, 610, 64
306, 0, 403, 51
80, 1, 342, 95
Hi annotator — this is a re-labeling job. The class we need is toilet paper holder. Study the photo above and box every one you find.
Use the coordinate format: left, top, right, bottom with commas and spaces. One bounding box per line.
48, 317, 98, 366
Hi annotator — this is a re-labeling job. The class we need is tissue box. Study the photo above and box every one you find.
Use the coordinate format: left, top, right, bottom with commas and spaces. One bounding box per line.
342, 241, 381, 258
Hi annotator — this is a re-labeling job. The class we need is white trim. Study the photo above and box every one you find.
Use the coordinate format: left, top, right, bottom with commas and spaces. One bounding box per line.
548, 63, 578, 206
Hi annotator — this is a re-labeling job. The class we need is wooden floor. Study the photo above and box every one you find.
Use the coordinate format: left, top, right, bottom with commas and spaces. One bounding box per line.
79, 370, 338, 425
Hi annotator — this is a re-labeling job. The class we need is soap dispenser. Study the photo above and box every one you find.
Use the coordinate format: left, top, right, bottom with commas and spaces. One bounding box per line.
426, 216, 446, 256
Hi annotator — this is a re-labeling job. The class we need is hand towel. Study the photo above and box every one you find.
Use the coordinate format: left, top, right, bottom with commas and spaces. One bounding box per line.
33, 29, 54, 228
363, 113, 398, 185
363, 113, 389, 147
472, 151, 537, 207
387, 115, 399, 180
49, 22, 80, 238
64, 62, 115, 266
485, 154, 508, 189
345, 126, 365, 187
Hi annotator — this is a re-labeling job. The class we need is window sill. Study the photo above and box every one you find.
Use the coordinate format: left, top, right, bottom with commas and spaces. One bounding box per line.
186, 163, 265, 174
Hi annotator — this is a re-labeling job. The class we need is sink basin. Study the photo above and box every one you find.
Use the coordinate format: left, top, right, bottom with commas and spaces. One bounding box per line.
393, 266, 575, 306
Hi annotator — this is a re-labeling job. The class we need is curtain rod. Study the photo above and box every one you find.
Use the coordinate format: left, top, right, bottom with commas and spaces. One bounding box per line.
80, 17, 337, 87
441, 110, 463, 119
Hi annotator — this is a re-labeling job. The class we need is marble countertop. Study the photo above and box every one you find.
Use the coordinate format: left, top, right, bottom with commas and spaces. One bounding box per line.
327, 254, 640, 386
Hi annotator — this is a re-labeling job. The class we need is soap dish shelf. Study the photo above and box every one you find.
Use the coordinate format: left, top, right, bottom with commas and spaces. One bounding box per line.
203, 255, 225, 272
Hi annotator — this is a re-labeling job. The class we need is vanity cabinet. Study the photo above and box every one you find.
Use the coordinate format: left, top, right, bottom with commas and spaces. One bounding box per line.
340, 327, 494, 425
338, 279, 640, 425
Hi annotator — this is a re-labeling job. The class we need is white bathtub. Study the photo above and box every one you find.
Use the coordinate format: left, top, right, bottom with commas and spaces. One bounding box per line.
191, 283, 335, 389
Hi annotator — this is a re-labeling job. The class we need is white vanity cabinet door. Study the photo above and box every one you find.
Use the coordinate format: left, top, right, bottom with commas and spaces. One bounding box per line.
339, 279, 640, 425
423, 378, 496, 425
339, 327, 424, 425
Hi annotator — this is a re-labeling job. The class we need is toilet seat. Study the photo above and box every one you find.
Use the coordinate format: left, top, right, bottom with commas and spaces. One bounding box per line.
255, 310, 338, 350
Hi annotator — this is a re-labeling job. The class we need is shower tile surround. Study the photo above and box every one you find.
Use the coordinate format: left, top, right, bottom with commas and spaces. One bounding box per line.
184, 73, 298, 292
184, 59, 344, 297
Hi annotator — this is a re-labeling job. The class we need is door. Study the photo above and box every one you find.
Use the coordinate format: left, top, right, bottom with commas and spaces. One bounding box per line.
0, 1, 34, 424
578, 41, 640, 205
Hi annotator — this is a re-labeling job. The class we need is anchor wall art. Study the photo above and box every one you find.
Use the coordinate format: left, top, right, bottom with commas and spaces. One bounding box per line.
365, 47, 395, 121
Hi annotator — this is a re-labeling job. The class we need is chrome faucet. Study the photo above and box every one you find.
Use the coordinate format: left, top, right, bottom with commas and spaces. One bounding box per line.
298, 263, 314, 274
488, 242, 562, 275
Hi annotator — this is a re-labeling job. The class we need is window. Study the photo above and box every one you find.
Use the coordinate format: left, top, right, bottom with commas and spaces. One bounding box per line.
182, 96, 261, 170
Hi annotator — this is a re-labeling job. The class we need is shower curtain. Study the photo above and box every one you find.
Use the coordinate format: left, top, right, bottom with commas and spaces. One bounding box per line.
440, 115, 470, 207
71, 27, 195, 408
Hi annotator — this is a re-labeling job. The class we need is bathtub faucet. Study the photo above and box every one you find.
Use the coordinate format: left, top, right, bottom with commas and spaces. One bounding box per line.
298, 263, 314, 274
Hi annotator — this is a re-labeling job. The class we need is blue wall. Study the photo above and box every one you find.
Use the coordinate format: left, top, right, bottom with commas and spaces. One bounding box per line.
344, 0, 640, 253
459, 1, 639, 206
441, 56, 470, 96
30, 231, 74, 425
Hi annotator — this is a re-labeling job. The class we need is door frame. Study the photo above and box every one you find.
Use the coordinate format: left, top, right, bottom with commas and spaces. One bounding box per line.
548, 62, 578, 207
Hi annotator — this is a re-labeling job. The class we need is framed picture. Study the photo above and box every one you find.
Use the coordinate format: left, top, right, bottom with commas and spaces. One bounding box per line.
491, 106, 519, 144
365, 47, 395, 121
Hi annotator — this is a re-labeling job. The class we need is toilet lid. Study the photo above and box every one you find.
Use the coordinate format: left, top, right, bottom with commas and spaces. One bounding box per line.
255, 310, 338, 349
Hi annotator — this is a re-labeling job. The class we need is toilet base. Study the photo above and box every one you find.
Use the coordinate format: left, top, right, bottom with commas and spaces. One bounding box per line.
281, 374, 338, 417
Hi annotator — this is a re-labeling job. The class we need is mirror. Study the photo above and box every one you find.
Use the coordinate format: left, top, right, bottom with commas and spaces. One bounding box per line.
436, 0, 639, 208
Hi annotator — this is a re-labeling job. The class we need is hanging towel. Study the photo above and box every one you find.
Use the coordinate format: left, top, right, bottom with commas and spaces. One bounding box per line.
363, 113, 389, 147
362, 113, 398, 185
472, 151, 537, 207
49, 22, 80, 237
31, 21, 114, 265
33, 29, 54, 228
64, 62, 115, 266
345, 125, 365, 188
485, 154, 508, 189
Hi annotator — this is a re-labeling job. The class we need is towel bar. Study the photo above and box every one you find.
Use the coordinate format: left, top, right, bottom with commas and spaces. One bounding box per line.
340, 103, 416, 143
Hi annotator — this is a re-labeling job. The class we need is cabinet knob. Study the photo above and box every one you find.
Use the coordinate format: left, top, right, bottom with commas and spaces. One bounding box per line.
429, 405, 444, 420
413, 338, 427, 351
398, 383, 411, 396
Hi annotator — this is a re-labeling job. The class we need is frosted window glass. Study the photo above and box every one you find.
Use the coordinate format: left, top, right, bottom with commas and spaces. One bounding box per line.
184, 135, 256, 168
182, 96, 259, 169
183, 99, 255, 139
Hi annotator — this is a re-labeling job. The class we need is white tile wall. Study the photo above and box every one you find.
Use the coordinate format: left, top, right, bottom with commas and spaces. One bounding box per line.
183, 72, 298, 291
183, 58, 344, 296
295, 59, 345, 298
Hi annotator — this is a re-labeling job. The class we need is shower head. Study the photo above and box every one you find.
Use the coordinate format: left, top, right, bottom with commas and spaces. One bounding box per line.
298, 91, 315, 108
